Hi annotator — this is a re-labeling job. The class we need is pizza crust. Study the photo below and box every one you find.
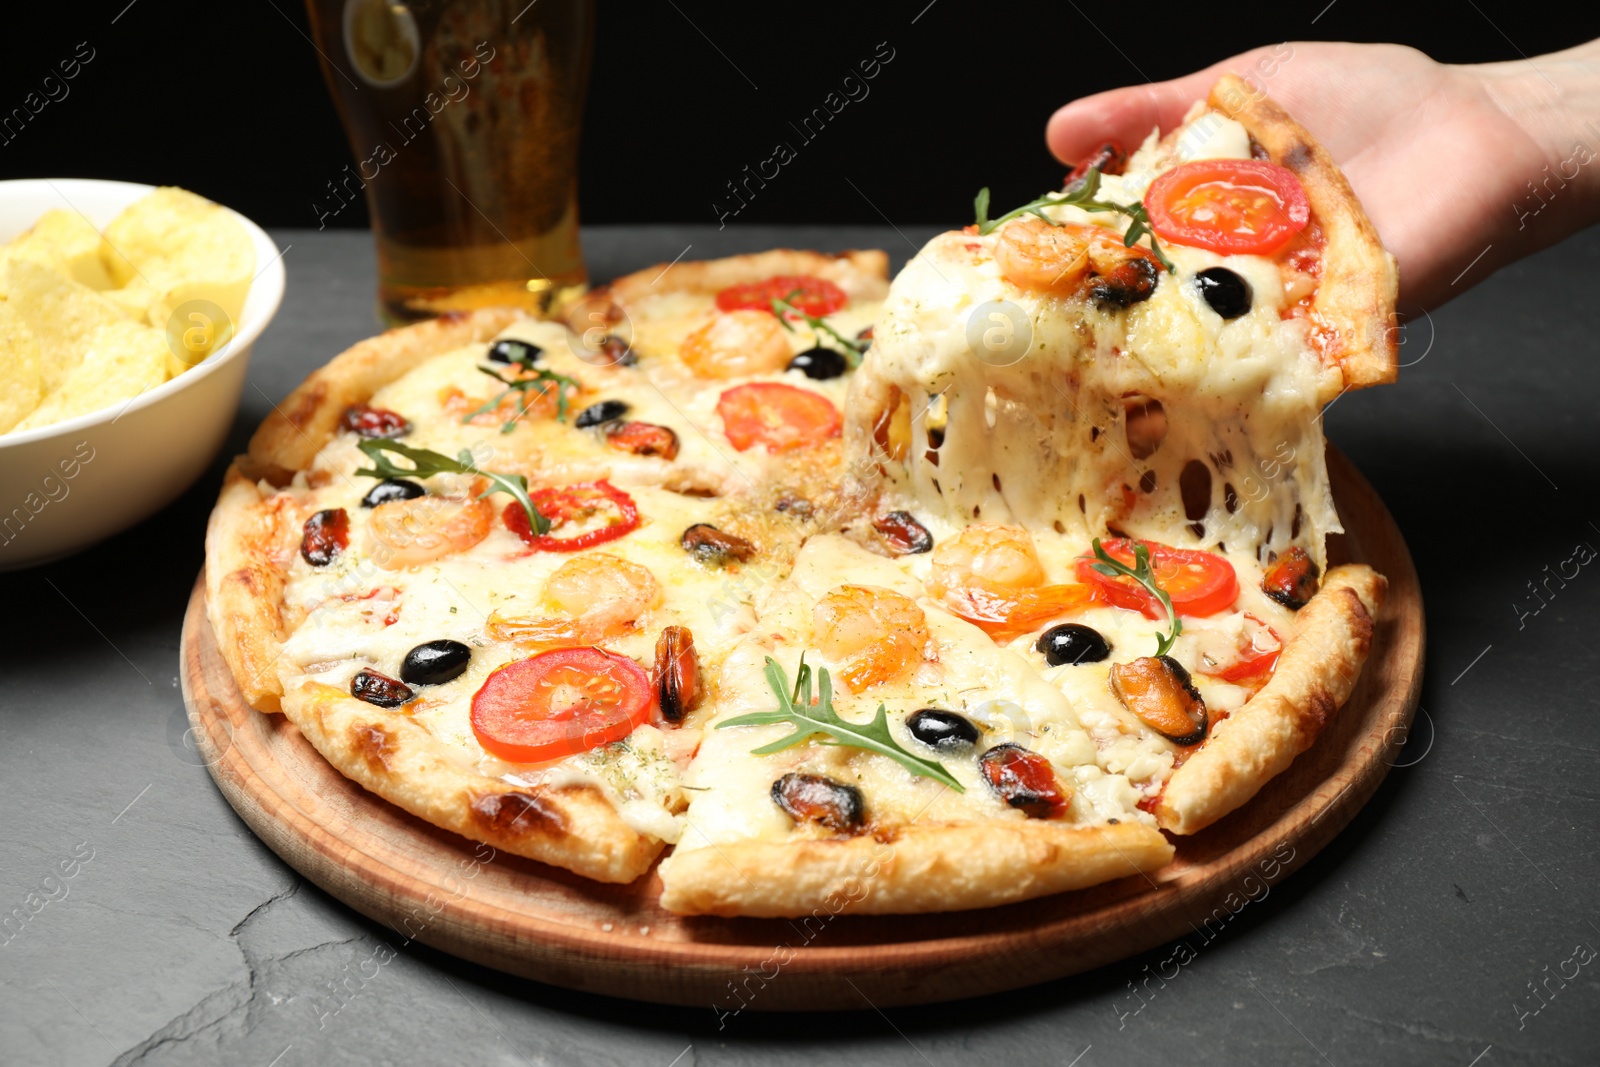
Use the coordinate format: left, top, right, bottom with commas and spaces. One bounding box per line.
657, 819, 1173, 917
205, 462, 304, 712
245, 308, 525, 484
599, 248, 888, 305
1155, 563, 1387, 835
281, 679, 664, 883
1207, 73, 1399, 400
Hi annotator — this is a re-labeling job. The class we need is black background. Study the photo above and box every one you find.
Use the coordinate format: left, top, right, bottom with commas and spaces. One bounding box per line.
2, 1, 1598, 230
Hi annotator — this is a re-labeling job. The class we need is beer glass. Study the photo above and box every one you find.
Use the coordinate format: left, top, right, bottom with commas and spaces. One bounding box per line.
305, 0, 592, 323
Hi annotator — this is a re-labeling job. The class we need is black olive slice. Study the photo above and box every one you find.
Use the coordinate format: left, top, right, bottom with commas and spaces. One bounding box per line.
787, 346, 849, 380
1037, 623, 1112, 666
575, 399, 630, 428
681, 523, 756, 565
488, 339, 543, 365
361, 478, 426, 508
771, 773, 864, 832
400, 640, 472, 686
1194, 267, 1253, 319
906, 709, 980, 751
351, 669, 413, 708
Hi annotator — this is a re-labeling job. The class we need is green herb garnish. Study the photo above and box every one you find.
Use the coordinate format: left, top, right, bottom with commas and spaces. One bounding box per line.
465, 346, 580, 434
355, 439, 548, 535
717, 656, 963, 791
974, 168, 1175, 273
1089, 537, 1181, 656
770, 291, 867, 367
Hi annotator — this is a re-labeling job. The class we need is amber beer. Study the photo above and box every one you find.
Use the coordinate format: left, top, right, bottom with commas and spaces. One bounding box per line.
305, 0, 592, 322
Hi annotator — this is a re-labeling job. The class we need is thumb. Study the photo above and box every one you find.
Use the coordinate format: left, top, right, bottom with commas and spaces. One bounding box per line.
1045, 54, 1279, 166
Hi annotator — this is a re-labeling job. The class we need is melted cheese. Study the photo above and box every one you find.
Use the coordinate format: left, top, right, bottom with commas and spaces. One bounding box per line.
673, 535, 1159, 856
848, 110, 1340, 573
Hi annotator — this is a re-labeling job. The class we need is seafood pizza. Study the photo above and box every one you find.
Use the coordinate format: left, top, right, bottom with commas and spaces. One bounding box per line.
205, 75, 1395, 916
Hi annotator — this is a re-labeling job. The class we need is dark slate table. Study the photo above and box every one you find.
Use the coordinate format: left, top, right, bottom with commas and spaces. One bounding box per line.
4, 225, 1598, 1067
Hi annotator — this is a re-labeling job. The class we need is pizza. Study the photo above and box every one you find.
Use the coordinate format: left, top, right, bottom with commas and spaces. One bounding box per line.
205, 74, 1394, 917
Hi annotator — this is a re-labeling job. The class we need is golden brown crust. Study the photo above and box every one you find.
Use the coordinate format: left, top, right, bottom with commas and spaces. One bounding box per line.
567, 248, 890, 339
1208, 73, 1399, 400
611, 248, 889, 304
1155, 564, 1387, 835
280, 680, 663, 883
204, 462, 302, 712
657, 819, 1173, 917
245, 308, 525, 484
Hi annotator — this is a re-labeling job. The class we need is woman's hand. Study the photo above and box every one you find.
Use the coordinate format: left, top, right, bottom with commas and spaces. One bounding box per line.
1046, 41, 1600, 313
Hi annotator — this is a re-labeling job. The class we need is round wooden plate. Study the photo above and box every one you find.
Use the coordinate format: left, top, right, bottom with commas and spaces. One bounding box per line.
181, 448, 1422, 1011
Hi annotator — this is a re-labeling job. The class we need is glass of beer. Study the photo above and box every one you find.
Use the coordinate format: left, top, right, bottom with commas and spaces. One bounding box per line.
305, 0, 592, 323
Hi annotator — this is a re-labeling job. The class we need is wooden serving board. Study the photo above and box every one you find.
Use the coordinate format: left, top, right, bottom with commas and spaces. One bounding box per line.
181, 448, 1423, 1011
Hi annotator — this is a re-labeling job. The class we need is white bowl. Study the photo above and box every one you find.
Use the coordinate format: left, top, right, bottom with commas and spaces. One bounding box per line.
0, 179, 284, 569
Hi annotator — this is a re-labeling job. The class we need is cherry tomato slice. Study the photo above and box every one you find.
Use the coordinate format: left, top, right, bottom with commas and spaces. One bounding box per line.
1074, 538, 1239, 619
1211, 613, 1282, 682
716, 382, 841, 453
1144, 159, 1310, 255
714, 275, 848, 318
471, 647, 653, 764
503, 481, 640, 552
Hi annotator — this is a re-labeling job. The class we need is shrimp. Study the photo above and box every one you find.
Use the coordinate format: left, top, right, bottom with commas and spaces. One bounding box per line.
996, 216, 1159, 304
812, 585, 930, 692
928, 523, 1097, 635
487, 554, 662, 647
680, 310, 792, 379
928, 523, 1046, 599
366, 495, 492, 570
995, 217, 1091, 294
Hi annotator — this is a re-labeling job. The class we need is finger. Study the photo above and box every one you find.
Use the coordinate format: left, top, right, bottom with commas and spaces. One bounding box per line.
1045, 73, 1219, 166
1045, 49, 1284, 166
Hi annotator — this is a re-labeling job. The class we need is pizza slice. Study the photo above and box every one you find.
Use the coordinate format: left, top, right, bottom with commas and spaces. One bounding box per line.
209, 311, 776, 882
848, 74, 1395, 832
659, 533, 1175, 916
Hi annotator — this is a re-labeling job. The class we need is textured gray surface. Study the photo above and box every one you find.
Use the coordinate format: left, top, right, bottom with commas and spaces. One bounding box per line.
2, 225, 1598, 1067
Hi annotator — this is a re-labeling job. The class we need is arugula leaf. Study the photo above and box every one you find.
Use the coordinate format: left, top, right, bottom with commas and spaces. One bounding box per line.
975, 168, 1176, 273
717, 656, 964, 791
1089, 537, 1181, 656
466, 360, 580, 435
769, 291, 867, 367
354, 438, 549, 535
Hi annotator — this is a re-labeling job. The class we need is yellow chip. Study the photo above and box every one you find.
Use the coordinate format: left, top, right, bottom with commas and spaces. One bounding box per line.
0, 301, 43, 433
13, 318, 167, 431
0, 208, 117, 291
0, 259, 132, 395
1, 259, 170, 431
100, 279, 157, 322
101, 187, 255, 361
